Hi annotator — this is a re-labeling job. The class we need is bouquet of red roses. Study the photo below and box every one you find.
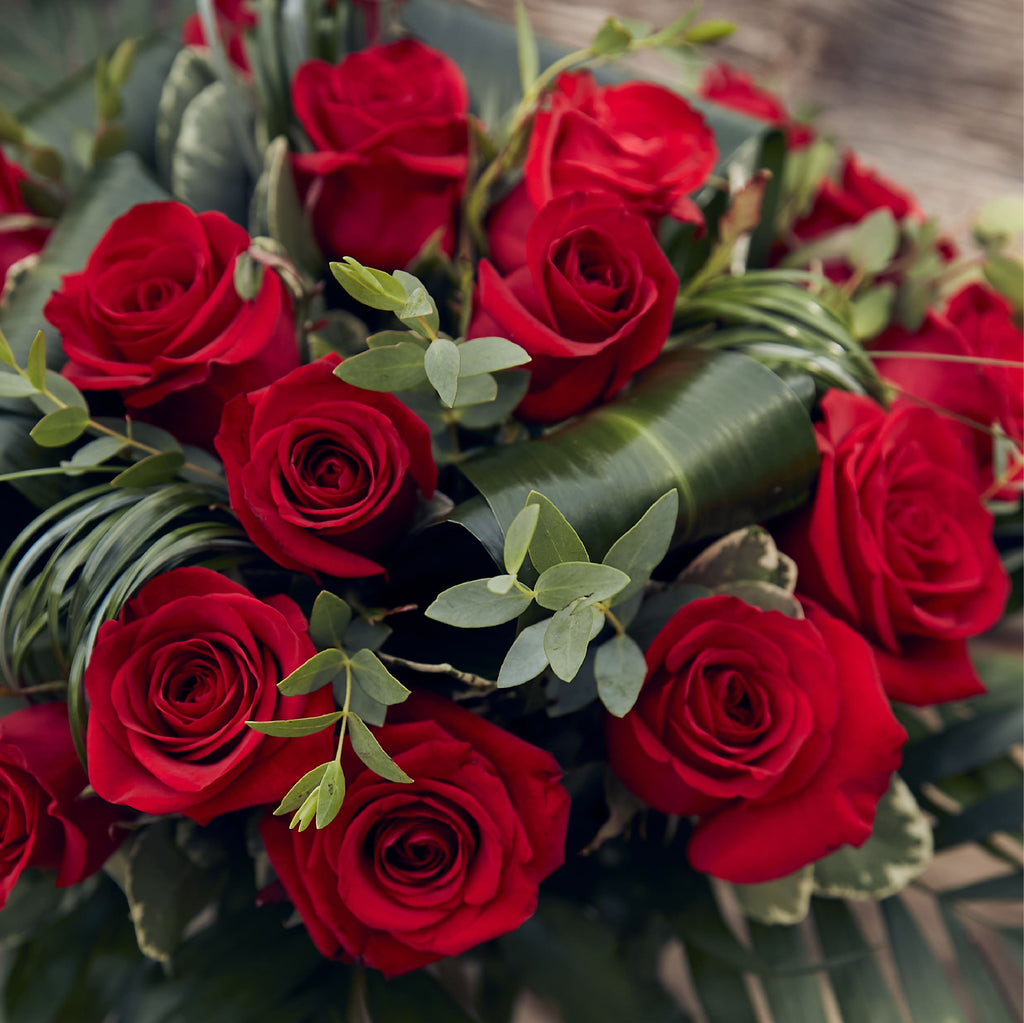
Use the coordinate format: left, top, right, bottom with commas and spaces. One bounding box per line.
0, 1, 1019, 1019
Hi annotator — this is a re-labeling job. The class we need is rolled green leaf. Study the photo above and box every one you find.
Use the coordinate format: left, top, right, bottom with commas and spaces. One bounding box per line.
456, 350, 818, 564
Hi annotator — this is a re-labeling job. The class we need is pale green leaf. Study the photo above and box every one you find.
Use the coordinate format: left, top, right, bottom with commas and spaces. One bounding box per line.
734, 867, 813, 925
330, 257, 407, 311
66, 436, 126, 469
31, 371, 88, 414
110, 451, 185, 488
348, 648, 411, 706
983, 254, 1024, 309
526, 491, 589, 573
26, 331, 46, 390
333, 344, 428, 392
273, 762, 331, 816
309, 591, 353, 650
497, 620, 550, 688
291, 787, 320, 832
347, 714, 413, 783
503, 502, 540, 576
0, 330, 15, 368
487, 573, 517, 594
277, 648, 347, 696
851, 282, 896, 340
848, 209, 899, 274
457, 336, 530, 377
601, 490, 678, 604
452, 372, 498, 407
425, 336, 460, 407
315, 760, 346, 829
425, 577, 533, 628
545, 602, 598, 682
0, 374, 39, 398
246, 710, 344, 737
29, 407, 89, 447
457, 370, 530, 430
534, 561, 630, 611
593, 633, 647, 717
813, 776, 933, 900
590, 17, 633, 57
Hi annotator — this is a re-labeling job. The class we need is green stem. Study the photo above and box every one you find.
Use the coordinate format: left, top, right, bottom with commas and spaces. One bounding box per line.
598, 603, 627, 637
335, 661, 352, 763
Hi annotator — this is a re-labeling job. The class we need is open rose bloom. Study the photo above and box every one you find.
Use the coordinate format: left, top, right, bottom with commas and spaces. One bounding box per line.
0, 1, 1018, 1019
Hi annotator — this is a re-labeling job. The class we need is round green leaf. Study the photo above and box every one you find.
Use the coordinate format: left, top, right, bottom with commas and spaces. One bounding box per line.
601, 490, 679, 604
534, 561, 630, 611
334, 344, 428, 392
277, 648, 347, 696
497, 619, 550, 688
425, 337, 461, 407
544, 602, 598, 682
425, 577, 533, 628
457, 336, 531, 376
526, 491, 589, 573
348, 649, 411, 706
309, 591, 353, 650
29, 407, 89, 447
593, 633, 647, 717
503, 502, 540, 576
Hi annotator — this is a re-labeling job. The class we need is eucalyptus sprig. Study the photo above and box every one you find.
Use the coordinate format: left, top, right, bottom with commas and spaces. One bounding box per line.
426, 489, 679, 717
0, 328, 226, 489
247, 592, 413, 832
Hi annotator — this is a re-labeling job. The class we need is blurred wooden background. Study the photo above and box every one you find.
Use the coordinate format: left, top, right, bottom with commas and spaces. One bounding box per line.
460, 0, 1024, 235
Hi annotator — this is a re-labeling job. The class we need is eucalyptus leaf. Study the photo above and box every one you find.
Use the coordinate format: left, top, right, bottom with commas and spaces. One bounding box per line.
526, 491, 589, 573
110, 450, 185, 488
457, 336, 530, 376
487, 573, 516, 594
457, 369, 530, 430
315, 760, 346, 829
593, 633, 647, 717
333, 344, 427, 392
330, 257, 407, 311
259, 134, 322, 273
347, 714, 413, 783
601, 490, 678, 604
277, 648, 347, 696
544, 601, 598, 682
367, 329, 424, 349
848, 209, 899, 274
348, 648, 410, 705
0, 374, 40, 399
29, 407, 88, 447
425, 577, 533, 628
733, 867, 813, 925
344, 619, 392, 653
497, 619, 550, 688
534, 561, 630, 611
983, 253, 1024, 309
424, 337, 460, 407
273, 762, 331, 816
309, 591, 352, 650
66, 436, 126, 468
30, 371, 88, 415
503, 502, 540, 576
452, 372, 498, 408
26, 332, 46, 390
246, 710, 343, 737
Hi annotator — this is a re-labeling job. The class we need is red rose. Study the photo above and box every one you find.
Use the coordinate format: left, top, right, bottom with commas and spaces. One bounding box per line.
215, 355, 437, 578
469, 192, 678, 422
260, 691, 570, 976
0, 149, 50, 290
698, 62, 813, 148
777, 391, 1010, 705
524, 72, 717, 226
85, 567, 333, 824
793, 151, 921, 243
872, 283, 1023, 499
0, 702, 125, 907
605, 595, 906, 883
290, 40, 469, 270
45, 201, 298, 448
182, 0, 256, 73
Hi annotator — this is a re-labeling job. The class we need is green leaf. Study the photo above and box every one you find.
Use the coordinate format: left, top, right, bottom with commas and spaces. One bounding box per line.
0, 374, 40, 399
348, 648, 411, 706
232, 251, 264, 301
590, 17, 633, 57
26, 331, 46, 390
255, 134, 322, 274
30, 371, 88, 415
315, 759, 346, 829
451, 372, 498, 407
601, 490, 678, 604
277, 648, 347, 696
424, 336, 460, 407
593, 633, 647, 716
330, 257, 407, 311
848, 209, 900, 274
0, 153, 171, 374
347, 714, 413, 783
544, 601, 598, 682
65, 436, 126, 469
344, 619, 392, 653
813, 776, 932, 900
733, 867, 813, 925
487, 573, 516, 594
109, 450, 185, 488
514, 0, 539, 92
881, 896, 968, 1023
333, 344, 428, 392
684, 18, 737, 43
983, 253, 1024, 309
497, 619, 550, 688
503, 502, 540, 576
525, 491, 589, 573
366, 329, 424, 349
394, 269, 439, 335
0, 330, 16, 368
123, 820, 225, 964
717, 579, 803, 617
455, 351, 817, 568
974, 195, 1024, 246
155, 46, 216, 186
940, 902, 1018, 1023
679, 524, 797, 592
246, 710, 344, 737
534, 561, 630, 611
457, 336, 530, 376
273, 762, 331, 816
309, 591, 353, 650
425, 577, 533, 628
292, 787, 320, 831
457, 369, 530, 429
29, 407, 89, 447
851, 282, 896, 340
